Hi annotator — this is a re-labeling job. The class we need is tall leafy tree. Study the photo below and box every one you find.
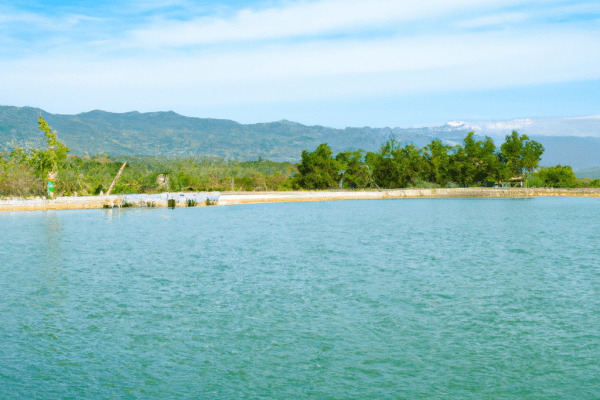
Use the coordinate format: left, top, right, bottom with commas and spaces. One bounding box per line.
335, 150, 370, 189
30, 117, 71, 182
371, 139, 404, 188
372, 139, 426, 188
501, 131, 544, 178
293, 143, 342, 189
447, 145, 469, 187
401, 144, 428, 185
422, 140, 451, 186
462, 132, 502, 184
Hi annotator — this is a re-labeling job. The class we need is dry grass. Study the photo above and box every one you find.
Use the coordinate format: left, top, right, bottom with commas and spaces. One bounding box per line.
0, 164, 44, 198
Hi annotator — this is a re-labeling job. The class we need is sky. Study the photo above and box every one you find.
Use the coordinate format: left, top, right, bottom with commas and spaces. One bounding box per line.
1, 0, 599, 128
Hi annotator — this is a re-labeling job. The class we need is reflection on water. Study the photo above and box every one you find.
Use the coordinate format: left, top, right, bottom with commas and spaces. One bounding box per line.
36, 212, 68, 347
102, 207, 118, 223
41, 211, 62, 265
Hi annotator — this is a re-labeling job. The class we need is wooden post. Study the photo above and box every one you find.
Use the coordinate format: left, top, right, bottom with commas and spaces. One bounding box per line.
106, 162, 126, 196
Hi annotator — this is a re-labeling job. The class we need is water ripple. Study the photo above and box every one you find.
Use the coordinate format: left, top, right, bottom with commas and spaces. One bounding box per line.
1, 198, 599, 398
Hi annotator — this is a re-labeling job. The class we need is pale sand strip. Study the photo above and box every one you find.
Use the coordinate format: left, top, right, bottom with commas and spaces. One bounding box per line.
1, 188, 599, 212
218, 188, 600, 206
0, 195, 121, 212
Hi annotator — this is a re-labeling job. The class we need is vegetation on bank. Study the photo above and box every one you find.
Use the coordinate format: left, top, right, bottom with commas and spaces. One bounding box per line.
1, 117, 599, 198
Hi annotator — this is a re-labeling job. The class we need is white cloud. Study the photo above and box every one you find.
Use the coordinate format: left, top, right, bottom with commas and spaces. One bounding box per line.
455, 3, 600, 30
2, 23, 599, 113
564, 115, 600, 120
126, 0, 537, 47
454, 12, 529, 29
0, 11, 52, 25
1, 0, 598, 123
480, 119, 535, 131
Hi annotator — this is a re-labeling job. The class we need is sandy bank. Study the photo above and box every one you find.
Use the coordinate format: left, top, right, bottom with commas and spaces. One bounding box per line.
217, 188, 600, 205
1, 188, 599, 212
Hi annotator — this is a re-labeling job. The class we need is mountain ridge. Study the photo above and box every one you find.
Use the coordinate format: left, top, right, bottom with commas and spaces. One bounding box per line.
1, 106, 599, 169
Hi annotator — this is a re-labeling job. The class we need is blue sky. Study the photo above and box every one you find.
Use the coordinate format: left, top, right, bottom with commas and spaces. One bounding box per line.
1, 0, 599, 127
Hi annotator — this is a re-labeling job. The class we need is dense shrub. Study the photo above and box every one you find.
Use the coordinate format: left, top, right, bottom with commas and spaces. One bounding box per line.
532, 165, 578, 188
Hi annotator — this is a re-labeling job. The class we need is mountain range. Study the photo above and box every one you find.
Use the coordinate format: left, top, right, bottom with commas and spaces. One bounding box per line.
1, 106, 599, 172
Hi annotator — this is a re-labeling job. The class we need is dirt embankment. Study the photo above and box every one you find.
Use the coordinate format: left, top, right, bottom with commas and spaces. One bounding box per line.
1, 188, 599, 212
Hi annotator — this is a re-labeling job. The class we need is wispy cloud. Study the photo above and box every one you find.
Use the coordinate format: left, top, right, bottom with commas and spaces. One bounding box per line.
454, 12, 529, 29
5, 25, 598, 99
126, 0, 535, 47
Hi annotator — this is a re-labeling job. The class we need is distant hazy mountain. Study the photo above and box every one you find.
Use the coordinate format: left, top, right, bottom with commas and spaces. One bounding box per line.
1, 106, 599, 169
574, 167, 600, 179
446, 116, 600, 139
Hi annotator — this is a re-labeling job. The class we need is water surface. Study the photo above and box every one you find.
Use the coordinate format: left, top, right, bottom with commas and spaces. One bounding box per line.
1, 198, 599, 398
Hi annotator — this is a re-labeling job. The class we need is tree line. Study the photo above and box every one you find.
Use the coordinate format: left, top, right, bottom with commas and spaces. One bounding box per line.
1, 117, 598, 198
290, 132, 596, 189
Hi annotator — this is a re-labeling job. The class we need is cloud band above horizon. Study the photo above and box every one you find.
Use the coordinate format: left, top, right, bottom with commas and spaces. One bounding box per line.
1, 0, 599, 127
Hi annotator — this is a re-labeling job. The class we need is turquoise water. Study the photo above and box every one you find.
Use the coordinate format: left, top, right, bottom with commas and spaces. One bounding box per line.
1, 198, 599, 399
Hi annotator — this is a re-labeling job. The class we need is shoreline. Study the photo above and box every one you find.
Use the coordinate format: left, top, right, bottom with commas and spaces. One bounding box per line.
1, 188, 599, 212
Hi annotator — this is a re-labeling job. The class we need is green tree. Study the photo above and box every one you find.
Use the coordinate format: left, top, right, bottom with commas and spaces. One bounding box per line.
335, 150, 370, 189
447, 145, 469, 187
533, 165, 578, 188
462, 132, 502, 184
372, 139, 403, 188
422, 140, 451, 186
371, 139, 426, 188
401, 144, 428, 184
29, 117, 71, 183
500, 131, 544, 179
293, 143, 342, 189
